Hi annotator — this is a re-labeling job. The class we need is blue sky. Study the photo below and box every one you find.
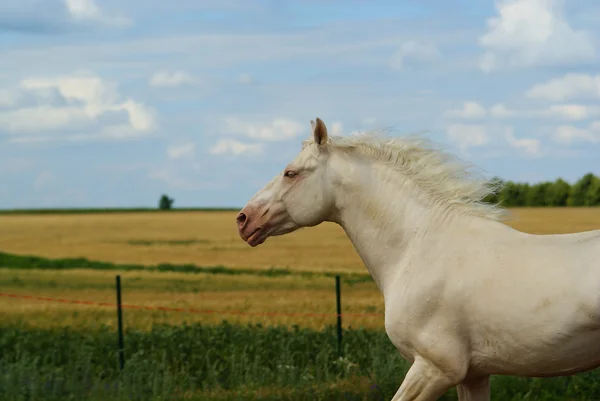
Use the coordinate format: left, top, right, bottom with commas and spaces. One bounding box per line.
0, 0, 599, 209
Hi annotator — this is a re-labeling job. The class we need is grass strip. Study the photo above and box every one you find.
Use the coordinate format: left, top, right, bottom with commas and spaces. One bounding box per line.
0, 251, 373, 284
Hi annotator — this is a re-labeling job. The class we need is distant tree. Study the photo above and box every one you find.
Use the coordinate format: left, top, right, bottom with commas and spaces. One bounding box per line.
585, 175, 600, 206
547, 178, 571, 207
159, 194, 174, 210
568, 173, 598, 206
526, 182, 553, 206
482, 173, 599, 208
500, 181, 530, 206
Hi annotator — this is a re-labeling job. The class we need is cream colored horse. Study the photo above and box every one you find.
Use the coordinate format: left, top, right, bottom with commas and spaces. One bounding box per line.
236, 117, 600, 401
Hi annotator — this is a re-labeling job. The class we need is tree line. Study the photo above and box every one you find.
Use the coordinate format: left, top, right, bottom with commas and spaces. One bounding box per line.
484, 172, 600, 207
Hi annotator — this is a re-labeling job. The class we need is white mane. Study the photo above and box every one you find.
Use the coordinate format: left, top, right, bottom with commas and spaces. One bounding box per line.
303, 131, 509, 221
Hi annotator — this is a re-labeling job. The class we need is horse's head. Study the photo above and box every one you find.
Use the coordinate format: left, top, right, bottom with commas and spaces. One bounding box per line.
236, 117, 336, 247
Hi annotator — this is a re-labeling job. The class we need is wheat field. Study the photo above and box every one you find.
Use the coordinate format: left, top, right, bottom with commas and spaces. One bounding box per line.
1, 207, 599, 331
2, 207, 599, 274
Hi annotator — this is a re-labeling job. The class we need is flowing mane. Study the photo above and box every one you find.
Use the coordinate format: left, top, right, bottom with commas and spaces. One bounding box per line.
303, 130, 509, 222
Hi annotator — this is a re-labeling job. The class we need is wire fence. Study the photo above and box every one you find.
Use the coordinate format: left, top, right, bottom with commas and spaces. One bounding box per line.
1, 274, 383, 370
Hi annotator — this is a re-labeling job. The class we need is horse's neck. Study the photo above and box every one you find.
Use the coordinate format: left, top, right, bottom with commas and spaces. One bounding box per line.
332, 162, 449, 296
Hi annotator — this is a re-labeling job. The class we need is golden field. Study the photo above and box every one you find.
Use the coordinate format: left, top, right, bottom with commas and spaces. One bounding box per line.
0, 210, 358, 273
1, 208, 599, 274
1, 207, 599, 331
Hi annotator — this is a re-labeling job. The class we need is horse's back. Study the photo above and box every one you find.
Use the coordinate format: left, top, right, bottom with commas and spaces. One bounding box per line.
533, 228, 600, 270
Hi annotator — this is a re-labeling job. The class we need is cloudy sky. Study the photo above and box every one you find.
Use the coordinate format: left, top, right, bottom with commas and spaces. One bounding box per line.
1, 0, 599, 209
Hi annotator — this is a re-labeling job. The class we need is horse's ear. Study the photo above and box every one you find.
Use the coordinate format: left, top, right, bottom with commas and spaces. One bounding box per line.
312, 117, 328, 145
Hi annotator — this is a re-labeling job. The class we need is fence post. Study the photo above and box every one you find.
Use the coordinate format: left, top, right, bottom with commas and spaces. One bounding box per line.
116, 275, 125, 371
335, 275, 343, 358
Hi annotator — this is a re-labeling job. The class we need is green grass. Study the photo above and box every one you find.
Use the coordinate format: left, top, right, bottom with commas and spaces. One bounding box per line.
0, 251, 374, 284
3, 322, 600, 401
0, 322, 407, 401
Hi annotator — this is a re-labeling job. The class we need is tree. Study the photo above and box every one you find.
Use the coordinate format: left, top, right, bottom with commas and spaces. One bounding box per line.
483, 173, 598, 208
526, 182, 552, 206
159, 194, 174, 210
547, 178, 571, 207
499, 181, 530, 206
568, 173, 597, 206
585, 175, 600, 206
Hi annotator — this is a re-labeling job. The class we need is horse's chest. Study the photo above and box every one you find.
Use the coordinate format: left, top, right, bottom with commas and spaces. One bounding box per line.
382, 297, 431, 359
382, 279, 454, 360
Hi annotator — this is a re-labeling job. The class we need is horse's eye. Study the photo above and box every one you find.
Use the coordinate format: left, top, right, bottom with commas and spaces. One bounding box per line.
284, 170, 297, 178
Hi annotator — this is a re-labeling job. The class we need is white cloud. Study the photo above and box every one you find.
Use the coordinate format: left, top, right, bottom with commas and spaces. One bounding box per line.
528, 104, 599, 120
149, 70, 197, 87
389, 41, 440, 70
444, 101, 487, 119
0, 106, 88, 133
65, 0, 101, 20
525, 73, 600, 101
64, 0, 131, 27
546, 104, 596, 121
479, 0, 595, 71
445, 123, 489, 153
209, 139, 262, 156
20, 74, 118, 115
0, 71, 156, 141
489, 103, 518, 118
504, 128, 541, 155
554, 123, 600, 144
451, 100, 598, 121
117, 99, 155, 131
167, 143, 195, 160
223, 117, 305, 141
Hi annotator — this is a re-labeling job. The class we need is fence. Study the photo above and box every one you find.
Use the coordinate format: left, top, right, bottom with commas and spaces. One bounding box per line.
0, 274, 383, 371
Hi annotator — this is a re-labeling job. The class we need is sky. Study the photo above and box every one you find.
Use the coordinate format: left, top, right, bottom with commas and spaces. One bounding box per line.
0, 0, 599, 209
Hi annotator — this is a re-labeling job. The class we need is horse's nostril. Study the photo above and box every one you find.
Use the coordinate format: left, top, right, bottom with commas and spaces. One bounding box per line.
236, 212, 247, 226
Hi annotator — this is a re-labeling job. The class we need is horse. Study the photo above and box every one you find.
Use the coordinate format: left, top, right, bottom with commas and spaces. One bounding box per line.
235, 117, 600, 401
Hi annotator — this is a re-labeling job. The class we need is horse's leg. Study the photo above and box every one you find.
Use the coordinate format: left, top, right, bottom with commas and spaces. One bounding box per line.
390, 357, 463, 401
456, 376, 490, 401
